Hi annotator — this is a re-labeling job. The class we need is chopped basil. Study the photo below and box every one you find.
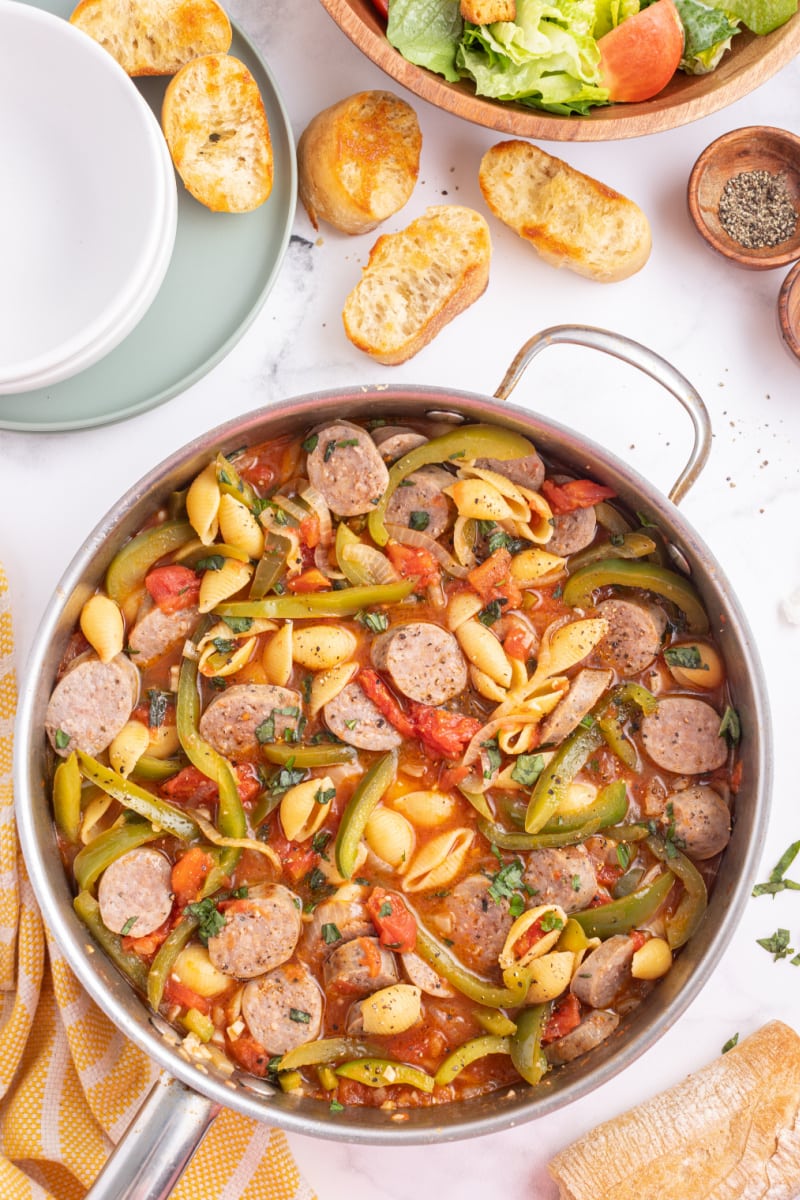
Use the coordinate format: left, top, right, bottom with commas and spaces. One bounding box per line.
354, 877, 371, 887
616, 844, 632, 872
120, 916, 138, 936
267, 1055, 283, 1076
323, 440, 337, 463
302, 434, 319, 454
301, 675, 313, 705
721, 1033, 739, 1053
344, 719, 358, 730
486, 526, 525, 556
578, 714, 596, 729
209, 676, 227, 690
571, 875, 583, 892
378, 901, 393, 919
609, 532, 625, 547
664, 644, 705, 670
315, 787, 336, 806
54, 728, 71, 750
269, 761, 308, 796
147, 688, 171, 728
511, 753, 544, 788
478, 599, 505, 627
329, 1099, 345, 1113
408, 510, 430, 532
508, 893, 525, 919
256, 715, 276, 744
755, 928, 795, 960
719, 705, 741, 744
752, 839, 800, 897
482, 737, 501, 779
289, 1008, 311, 1024
186, 897, 226, 945
194, 554, 225, 572
211, 637, 237, 656
337, 438, 360, 449
357, 610, 389, 634
486, 857, 526, 907
222, 616, 253, 634
539, 913, 564, 933
321, 923, 342, 945
312, 830, 332, 855
308, 867, 326, 892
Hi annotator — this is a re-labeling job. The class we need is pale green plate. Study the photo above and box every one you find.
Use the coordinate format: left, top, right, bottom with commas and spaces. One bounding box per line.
1, 2, 296, 432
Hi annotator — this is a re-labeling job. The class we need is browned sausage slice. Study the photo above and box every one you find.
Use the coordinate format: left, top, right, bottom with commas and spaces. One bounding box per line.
207, 886, 302, 979
570, 934, 636, 1009
198, 683, 303, 761
401, 950, 455, 997
305, 421, 390, 516
323, 682, 402, 751
371, 425, 427, 463
475, 454, 545, 492
641, 697, 728, 774
547, 507, 597, 557
241, 959, 323, 1054
595, 598, 667, 675
45, 653, 139, 757
98, 847, 173, 936
538, 668, 613, 746
666, 784, 731, 859
322, 935, 398, 996
385, 469, 452, 539
544, 1010, 620, 1065
127, 600, 200, 668
370, 622, 467, 705
523, 845, 598, 913
431, 874, 512, 976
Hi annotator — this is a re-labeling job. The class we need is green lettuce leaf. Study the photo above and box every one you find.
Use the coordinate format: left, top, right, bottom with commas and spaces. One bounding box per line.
700, 0, 796, 33
674, 0, 740, 71
386, 0, 464, 82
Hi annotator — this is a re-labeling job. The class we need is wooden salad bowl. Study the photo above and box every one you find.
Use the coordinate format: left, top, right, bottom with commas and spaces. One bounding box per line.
318, 0, 800, 141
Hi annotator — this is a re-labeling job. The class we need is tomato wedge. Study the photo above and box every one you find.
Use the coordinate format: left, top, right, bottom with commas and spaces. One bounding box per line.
598, 0, 685, 103
367, 887, 417, 953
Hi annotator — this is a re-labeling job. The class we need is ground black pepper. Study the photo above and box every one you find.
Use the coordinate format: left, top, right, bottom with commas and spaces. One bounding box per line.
718, 169, 798, 249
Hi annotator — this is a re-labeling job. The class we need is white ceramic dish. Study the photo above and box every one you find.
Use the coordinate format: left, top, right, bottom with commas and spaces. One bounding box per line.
0, 0, 177, 393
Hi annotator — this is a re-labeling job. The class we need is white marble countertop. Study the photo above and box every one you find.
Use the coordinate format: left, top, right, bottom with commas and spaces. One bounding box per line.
3, 0, 800, 1195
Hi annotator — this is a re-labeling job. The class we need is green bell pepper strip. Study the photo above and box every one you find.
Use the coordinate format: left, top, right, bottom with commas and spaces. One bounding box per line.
646, 835, 708, 948
594, 682, 658, 770
53, 751, 82, 843
105, 520, 194, 604
73, 818, 162, 893
563, 558, 709, 635
215, 452, 259, 512
368, 424, 537, 547
215, 579, 415, 621
334, 1058, 435, 1094
181, 1008, 215, 1043
611, 866, 646, 899
571, 870, 675, 940
73, 890, 149, 992
434, 1035, 511, 1086
76, 751, 198, 841
146, 912, 199, 1010
482, 779, 628, 850
509, 1004, 550, 1086
605, 822, 650, 843
555, 917, 597, 958
457, 785, 493, 821
413, 921, 530, 1009
472, 1007, 517, 1036
261, 743, 356, 768
567, 532, 657, 573
250, 532, 292, 599
130, 755, 184, 783
278, 1037, 378, 1071
335, 750, 397, 879
176, 654, 246, 841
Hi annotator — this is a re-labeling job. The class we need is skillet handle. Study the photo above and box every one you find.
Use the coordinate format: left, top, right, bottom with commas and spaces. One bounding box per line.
493, 325, 712, 506
84, 1074, 219, 1200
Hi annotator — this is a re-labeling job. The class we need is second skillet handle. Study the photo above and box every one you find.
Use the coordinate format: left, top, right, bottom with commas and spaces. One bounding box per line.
494, 325, 712, 506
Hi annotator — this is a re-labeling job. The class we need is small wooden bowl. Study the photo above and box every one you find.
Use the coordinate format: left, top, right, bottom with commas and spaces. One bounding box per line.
687, 126, 800, 269
778, 260, 800, 362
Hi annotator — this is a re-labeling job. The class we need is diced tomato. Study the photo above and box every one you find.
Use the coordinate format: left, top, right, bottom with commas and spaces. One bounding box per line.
542, 993, 582, 1044
729, 760, 744, 793
357, 670, 416, 739
287, 568, 331, 594
595, 861, 624, 889
299, 513, 321, 549
502, 622, 535, 661
540, 478, 616, 516
513, 915, 551, 960
367, 887, 417, 954
630, 929, 647, 953
467, 548, 522, 610
408, 704, 482, 760
385, 541, 440, 589
227, 1032, 271, 1076
438, 763, 471, 793
235, 762, 265, 806
234, 434, 302, 491
163, 976, 211, 1015
145, 564, 201, 614
122, 922, 170, 960
160, 764, 262, 808
269, 825, 320, 884
171, 847, 215, 908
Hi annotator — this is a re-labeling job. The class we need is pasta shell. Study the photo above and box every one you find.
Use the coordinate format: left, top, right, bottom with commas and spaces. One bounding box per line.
460, 466, 530, 520
108, 720, 150, 777
198, 559, 253, 613
446, 590, 483, 631
79, 789, 113, 844
292, 625, 358, 671
218, 493, 265, 560
456, 619, 512, 688
79, 595, 124, 664
470, 663, 507, 703
497, 725, 540, 755
360, 985, 421, 1036
402, 828, 474, 893
499, 904, 568, 971
524, 951, 574, 1003
389, 790, 458, 829
262, 623, 293, 687
365, 807, 415, 872
452, 516, 478, 569
666, 642, 724, 690
314, 842, 367, 886
308, 661, 358, 717
186, 461, 221, 546
443, 479, 514, 522
518, 487, 555, 543
174, 944, 231, 997
280, 776, 335, 843
509, 547, 567, 586
631, 937, 672, 980
147, 723, 181, 758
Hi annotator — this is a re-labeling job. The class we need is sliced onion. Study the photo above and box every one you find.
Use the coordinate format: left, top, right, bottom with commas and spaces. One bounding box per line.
194, 813, 281, 870
453, 516, 478, 569
314, 543, 346, 580
340, 542, 399, 586
271, 493, 308, 525
299, 484, 333, 548
385, 523, 469, 579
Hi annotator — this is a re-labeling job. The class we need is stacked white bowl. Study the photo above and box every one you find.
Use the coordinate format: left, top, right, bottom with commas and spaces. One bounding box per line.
0, 0, 177, 395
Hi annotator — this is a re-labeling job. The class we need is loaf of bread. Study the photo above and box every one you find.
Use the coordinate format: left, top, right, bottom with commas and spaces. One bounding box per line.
69, 0, 232, 76
479, 139, 651, 282
342, 205, 491, 365
298, 91, 421, 235
162, 54, 273, 213
548, 1021, 800, 1200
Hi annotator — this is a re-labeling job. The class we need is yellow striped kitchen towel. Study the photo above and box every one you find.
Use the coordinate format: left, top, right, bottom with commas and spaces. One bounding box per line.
0, 565, 316, 1200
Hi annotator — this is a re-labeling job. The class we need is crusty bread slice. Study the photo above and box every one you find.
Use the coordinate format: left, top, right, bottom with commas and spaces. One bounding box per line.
342, 205, 491, 366
162, 54, 272, 213
460, 0, 516, 23
69, 0, 232, 76
298, 90, 421, 235
479, 140, 651, 282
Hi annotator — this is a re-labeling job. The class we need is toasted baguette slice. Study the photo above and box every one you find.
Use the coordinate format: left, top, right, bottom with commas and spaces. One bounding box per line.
69, 0, 232, 76
298, 90, 421, 235
342, 206, 491, 366
162, 54, 272, 213
548, 1021, 800, 1200
479, 140, 651, 282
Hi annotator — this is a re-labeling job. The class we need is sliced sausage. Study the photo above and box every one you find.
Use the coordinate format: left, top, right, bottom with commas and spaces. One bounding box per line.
127, 599, 200, 668
544, 1010, 620, 1066
241, 959, 323, 1055
371, 425, 427, 463
323, 682, 402, 751
345, 998, 367, 1036
595, 599, 667, 675
322, 935, 399, 996
207, 886, 302, 979
431, 874, 513, 976
571, 934, 636, 1009
401, 950, 455, 997
371, 622, 467, 706
475, 454, 545, 493
666, 784, 731, 859
547, 506, 597, 558
305, 421, 390, 516
98, 847, 173, 936
198, 683, 303, 761
45, 653, 139, 757
641, 697, 728, 775
538, 668, 613, 746
385, 469, 452, 539
304, 899, 373, 950
523, 845, 598, 913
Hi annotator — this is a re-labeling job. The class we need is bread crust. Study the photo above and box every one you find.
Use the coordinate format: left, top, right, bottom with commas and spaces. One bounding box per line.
548, 1021, 800, 1200
298, 91, 421, 235
479, 139, 651, 282
162, 54, 272, 213
342, 205, 491, 365
69, 0, 232, 76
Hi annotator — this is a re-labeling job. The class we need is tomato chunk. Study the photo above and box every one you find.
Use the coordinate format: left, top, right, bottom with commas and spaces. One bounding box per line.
145, 564, 201, 614
540, 478, 616, 515
171, 847, 215, 908
468, 548, 522, 609
386, 541, 440, 588
358, 670, 416, 739
542, 993, 582, 1044
367, 887, 417, 953
407, 704, 482, 760
287, 568, 331, 593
